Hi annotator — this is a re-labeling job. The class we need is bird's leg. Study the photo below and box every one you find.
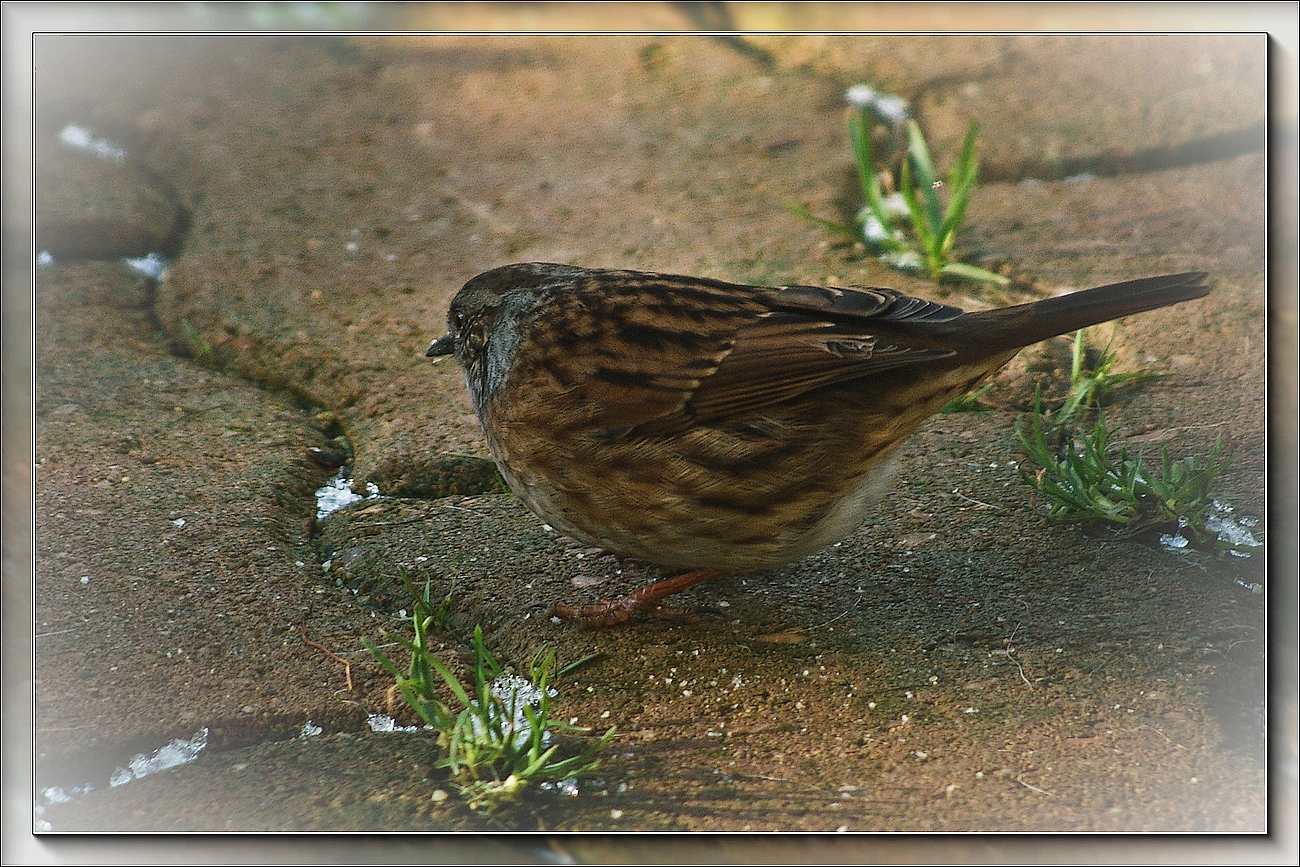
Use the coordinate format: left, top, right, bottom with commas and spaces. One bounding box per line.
547, 568, 726, 628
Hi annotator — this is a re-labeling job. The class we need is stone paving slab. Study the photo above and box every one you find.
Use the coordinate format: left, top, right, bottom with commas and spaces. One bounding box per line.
18, 20, 1283, 850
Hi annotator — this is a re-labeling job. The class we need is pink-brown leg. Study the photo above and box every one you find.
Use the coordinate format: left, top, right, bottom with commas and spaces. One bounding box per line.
547, 569, 726, 628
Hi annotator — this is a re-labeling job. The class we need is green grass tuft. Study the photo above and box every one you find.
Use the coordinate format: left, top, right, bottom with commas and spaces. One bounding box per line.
362, 568, 616, 811
794, 87, 1008, 287
1017, 391, 1237, 545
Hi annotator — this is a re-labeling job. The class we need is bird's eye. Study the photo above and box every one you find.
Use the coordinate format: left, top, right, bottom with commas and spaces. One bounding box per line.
452, 309, 468, 332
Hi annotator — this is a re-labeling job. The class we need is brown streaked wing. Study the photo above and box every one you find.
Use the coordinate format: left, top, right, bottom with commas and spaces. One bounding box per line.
682, 283, 969, 426
682, 316, 951, 426
525, 273, 972, 434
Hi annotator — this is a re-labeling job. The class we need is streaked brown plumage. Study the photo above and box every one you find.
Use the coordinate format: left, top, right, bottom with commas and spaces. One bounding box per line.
427, 263, 1210, 626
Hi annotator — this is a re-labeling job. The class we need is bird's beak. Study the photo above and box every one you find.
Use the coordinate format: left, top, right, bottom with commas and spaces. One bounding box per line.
426, 333, 455, 357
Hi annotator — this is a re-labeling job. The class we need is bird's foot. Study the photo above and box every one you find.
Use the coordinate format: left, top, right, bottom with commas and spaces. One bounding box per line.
546, 568, 725, 629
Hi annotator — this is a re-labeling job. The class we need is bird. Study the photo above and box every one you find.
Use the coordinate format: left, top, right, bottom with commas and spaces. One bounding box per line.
426, 263, 1210, 627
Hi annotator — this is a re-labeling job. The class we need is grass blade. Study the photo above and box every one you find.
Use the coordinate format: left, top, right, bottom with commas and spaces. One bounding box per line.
905, 120, 943, 236
938, 120, 980, 252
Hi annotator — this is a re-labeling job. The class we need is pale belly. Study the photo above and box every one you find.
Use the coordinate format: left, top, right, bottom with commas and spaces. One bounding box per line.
494, 432, 907, 572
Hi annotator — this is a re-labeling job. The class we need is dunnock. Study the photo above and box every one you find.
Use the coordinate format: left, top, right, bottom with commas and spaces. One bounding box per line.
427, 264, 1209, 626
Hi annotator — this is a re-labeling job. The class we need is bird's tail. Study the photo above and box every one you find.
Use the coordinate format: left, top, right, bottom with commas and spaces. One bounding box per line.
953, 272, 1211, 353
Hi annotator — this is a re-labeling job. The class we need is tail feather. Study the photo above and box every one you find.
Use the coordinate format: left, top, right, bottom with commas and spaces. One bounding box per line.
956, 272, 1211, 353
